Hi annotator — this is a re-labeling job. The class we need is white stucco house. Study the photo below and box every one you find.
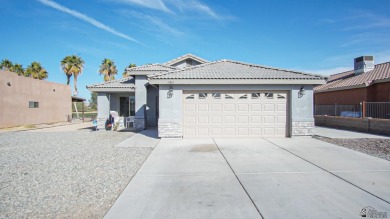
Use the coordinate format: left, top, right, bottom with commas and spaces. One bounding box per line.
87, 54, 326, 138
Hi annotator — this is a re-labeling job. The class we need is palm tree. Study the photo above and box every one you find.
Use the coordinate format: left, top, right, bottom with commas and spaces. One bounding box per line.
99, 58, 118, 81
0, 59, 13, 71
61, 55, 85, 96
122, 63, 136, 78
11, 63, 25, 76
25, 62, 48, 80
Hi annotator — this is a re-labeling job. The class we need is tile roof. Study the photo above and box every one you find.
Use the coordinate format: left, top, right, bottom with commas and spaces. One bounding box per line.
86, 77, 135, 89
164, 53, 209, 66
150, 59, 325, 80
89, 64, 177, 90
314, 61, 390, 92
125, 64, 178, 76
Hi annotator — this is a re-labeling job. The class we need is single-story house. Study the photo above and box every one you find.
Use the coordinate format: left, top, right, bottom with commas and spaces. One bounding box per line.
0, 70, 72, 128
314, 56, 390, 105
87, 54, 325, 138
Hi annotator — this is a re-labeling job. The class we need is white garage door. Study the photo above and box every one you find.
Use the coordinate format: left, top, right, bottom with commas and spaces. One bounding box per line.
183, 91, 287, 138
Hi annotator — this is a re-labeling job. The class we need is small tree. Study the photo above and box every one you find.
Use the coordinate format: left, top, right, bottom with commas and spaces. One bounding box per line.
25, 62, 48, 80
89, 92, 97, 110
61, 55, 85, 96
99, 58, 118, 81
0, 59, 13, 71
122, 63, 136, 78
11, 63, 25, 76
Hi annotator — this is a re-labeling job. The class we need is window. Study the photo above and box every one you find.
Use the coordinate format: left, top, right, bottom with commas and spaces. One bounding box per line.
265, 93, 274, 99
238, 94, 248, 99
251, 93, 261, 99
212, 93, 221, 99
277, 94, 286, 99
185, 94, 195, 99
29, 101, 39, 108
225, 94, 234, 99
199, 93, 207, 99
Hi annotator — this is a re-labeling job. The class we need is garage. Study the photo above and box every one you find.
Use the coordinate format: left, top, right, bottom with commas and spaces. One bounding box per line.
183, 91, 287, 137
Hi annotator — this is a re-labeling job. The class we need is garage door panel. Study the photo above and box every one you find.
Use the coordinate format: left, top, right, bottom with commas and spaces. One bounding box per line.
251, 104, 262, 111
184, 128, 196, 136
197, 116, 209, 124
277, 128, 286, 136
251, 116, 262, 123
224, 128, 236, 136
238, 116, 249, 124
211, 103, 223, 111
238, 128, 249, 136
277, 103, 286, 111
183, 91, 287, 138
197, 104, 209, 112
251, 128, 262, 135
224, 115, 236, 124
184, 104, 196, 112
224, 104, 235, 111
184, 116, 196, 125
263, 127, 276, 136
263, 116, 275, 123
237, 104, 249, 111
210, 116, 223, 124
277, 115, 286, 123
263, 104, 275, 112
211, 127, 223, 135
197, 128, 210, 136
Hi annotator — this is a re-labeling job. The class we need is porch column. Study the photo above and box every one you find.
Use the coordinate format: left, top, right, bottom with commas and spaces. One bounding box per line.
97, 92, 110, 129
134, 75, 147, 130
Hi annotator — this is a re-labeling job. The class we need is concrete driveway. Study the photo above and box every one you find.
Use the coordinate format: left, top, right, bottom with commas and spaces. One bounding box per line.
105, 137, 390, 219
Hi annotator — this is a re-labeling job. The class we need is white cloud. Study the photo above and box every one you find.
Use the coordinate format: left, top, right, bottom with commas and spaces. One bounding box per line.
111, 0, 221, 19
37, 0, 141, 44
118, 10, 184, 37
113, 0, 172, 13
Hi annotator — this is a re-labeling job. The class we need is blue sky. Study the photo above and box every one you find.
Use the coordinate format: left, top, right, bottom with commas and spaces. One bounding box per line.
1, 0, 390, 100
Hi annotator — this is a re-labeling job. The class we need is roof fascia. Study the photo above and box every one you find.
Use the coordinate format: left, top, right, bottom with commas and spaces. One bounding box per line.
149, 79, 326, 85
87, 87, 136, 93
314, 84, 366, 93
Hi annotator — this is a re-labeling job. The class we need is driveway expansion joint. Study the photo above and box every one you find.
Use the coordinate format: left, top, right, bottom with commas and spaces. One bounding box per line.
212, 138, 265, 219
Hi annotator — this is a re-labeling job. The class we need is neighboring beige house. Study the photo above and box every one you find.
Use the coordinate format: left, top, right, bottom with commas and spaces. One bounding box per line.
0, 70, 72, 128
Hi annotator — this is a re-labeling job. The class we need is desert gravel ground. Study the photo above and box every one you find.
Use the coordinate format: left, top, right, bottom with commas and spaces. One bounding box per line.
0, 126, 153, 218
314, 136, 390, 161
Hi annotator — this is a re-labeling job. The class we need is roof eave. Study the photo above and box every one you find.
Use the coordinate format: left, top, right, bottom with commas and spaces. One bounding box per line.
87, 87, 136, 92
149, 79, 326, 85
314, 84, 366, 93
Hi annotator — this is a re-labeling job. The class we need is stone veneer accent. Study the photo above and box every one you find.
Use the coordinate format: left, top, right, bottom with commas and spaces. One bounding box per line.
158, 120, 182, 138
292, 121, 314, 136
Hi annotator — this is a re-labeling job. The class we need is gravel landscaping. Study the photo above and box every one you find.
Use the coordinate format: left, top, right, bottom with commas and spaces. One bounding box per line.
313, 136, 390, 161
0, 129, 154, 218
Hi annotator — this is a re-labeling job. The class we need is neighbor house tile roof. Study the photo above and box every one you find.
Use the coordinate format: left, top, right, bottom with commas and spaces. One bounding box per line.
86, 77, 136, 89
164, 53, 209, 66
88, 64, 178, 89
125, 64, 178, 75
151, 59, 325, 80
314, 61, 390, 92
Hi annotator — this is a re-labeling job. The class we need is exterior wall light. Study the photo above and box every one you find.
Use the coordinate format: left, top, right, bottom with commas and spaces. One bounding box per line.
167, 86, 173, 98
298, 86, 305, 98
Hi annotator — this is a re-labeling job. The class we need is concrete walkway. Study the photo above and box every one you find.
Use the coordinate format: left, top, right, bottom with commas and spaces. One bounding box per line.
105, 137, 390, 219
314, 126, 390, 139
116, 129, 160, 148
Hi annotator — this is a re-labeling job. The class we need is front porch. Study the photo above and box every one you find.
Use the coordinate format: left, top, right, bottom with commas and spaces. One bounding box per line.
96, 92, 136, 130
